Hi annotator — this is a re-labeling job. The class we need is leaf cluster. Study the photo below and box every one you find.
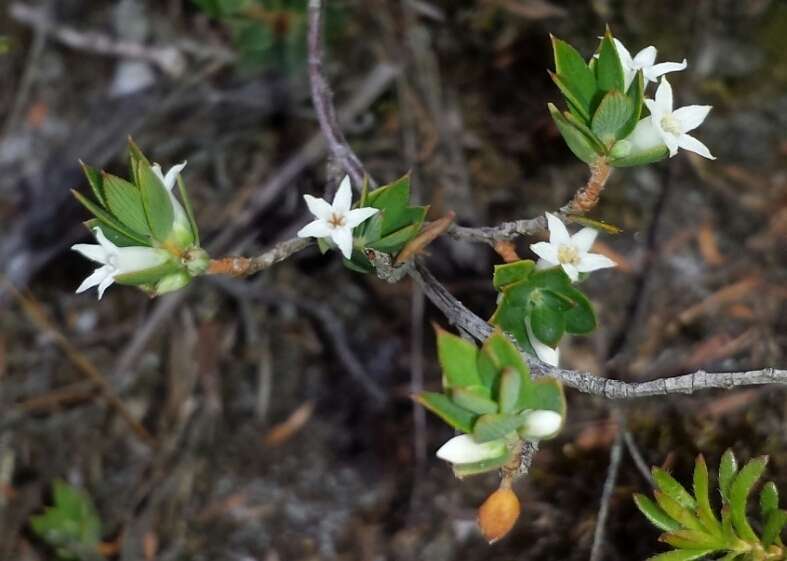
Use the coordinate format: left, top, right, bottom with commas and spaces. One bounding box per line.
416, 329, 565, 476
489, 260, 596, 358
336, 174, 428, 273
549, 28, 668, 167
29, 480, 103, 561
635, 450, 786, 561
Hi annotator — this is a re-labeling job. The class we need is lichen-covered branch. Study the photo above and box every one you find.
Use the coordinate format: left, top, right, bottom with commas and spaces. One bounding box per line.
207, 238, 311, 277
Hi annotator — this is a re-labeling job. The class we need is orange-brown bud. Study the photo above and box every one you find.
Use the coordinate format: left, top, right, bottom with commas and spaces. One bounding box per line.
477, 488, 521, 544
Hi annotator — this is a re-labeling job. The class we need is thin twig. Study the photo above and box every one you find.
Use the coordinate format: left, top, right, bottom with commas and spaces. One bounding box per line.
207, 238, 312, 276
307, 0, 371, 187
589, 414, 624, 561
623, 429, 654, 487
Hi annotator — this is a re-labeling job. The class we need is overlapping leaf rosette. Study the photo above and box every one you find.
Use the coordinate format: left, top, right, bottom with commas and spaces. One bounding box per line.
416, 328, 566, 477
71, 140, 208, 299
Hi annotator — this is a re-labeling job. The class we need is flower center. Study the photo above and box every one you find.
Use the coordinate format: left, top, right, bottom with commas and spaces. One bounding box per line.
660, 113, 682, 135
328, 212, 347, 229
106, 254, 119, 269
557, 244, 580, 265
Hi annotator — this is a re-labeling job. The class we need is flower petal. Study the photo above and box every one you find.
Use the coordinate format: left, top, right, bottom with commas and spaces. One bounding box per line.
93, 227, 118, 254
663, 131, 680, 157
654, 77, 673, 113
576, 252, 617, 273
345, 206, 379, 228
673, 105, 712, 133
332, 175, 353, 214
561, 263, 579, 282
97, 273, 115, 300
612, 38, 634, 68
643, 99, 663, 121
331, 226, 354, 259
161, 161, 187, 192
526, 319, 560, 366
632, 45, 657, 69
76, 266, 111, 294
545, 212, 570, 245
71, 243, 108, 264
645, 59, 687, 83
151, 163, 166, 186
571, 227, 598, 253
436, 435, 506, 465
677, 134, 716, 160
296, 219, 332, 239
115, 247, 169, 274
535, 258, 552, 270
520, 410, 563, 440
529, 241, 558, 265
303, 194, 333, 221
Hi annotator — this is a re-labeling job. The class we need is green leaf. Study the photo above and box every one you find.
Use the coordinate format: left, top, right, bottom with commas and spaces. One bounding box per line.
760, 482, 779, 519
635, 494, 681, 532
366, 174, 410, 234
493, 260, 535, 290
659, 529, 725, 550
113, 260, 182, 286
620, 70, 644, 139
549, 103, 603, 164
415, 392, 477, 434
436, 328, 481, 389
137, 162, 174, 242
452, 448, 512, 477
176, 175, 200, 246
653, 467, 697, 511
516, 378, 566, 418
549, 72, 592, 123
451, 387, 498, 415
591, 91, 634, 146
529, 300, 566, 347
721, 506, 736, 544
30, 480, 102, 554
476, 350, 499, 389
608, 142, 669, 168
693, 456, 722, 536
654, 491, 705, 532
480, 330, 531, 383
102, 173, 150, 235
646, 550, 715, 561
473, 413, 524, 443
729, 456, 768, 542
84, 219, 141, 248
595, 32, 625, 93
718, 553, 742, 561
761, 509, 787, 547
498, 368, 521, 414
365, 223, 421, 253
551, 36, 596, 118
561, 286, 597, 334
563, 111, 607, 154
127, 137, 151, 187
719, 450, 738, 504
79, 161, 106, 207
71, 190, 150, 246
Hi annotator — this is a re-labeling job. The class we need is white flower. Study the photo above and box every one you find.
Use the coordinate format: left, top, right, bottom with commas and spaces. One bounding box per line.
71, 228, 170, 299
151, 161, 193, 241
519, 410, 563, 440
643, 77, 714, 159
612, 38, 687, 90
436, 434, 506, 465
530, 213, 616, 282
525, 317, 560, 367
296, 175, 379, 259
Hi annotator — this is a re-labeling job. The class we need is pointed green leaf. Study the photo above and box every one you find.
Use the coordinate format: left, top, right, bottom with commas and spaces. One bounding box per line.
729, 455, 768, 542
529, 301, 565, 347
489, 300, 531, 351
761, 509, 787, 547
498, 368, 521, 414
516, 378, 566, 419
480, 330, 531, 383
595, 32, 625, 93
718, 553, 742, 561
84, 219, 142, 248
365, 223, 421, 253
71, 190, 149, 245
562, 286, 597, 334
619, 70, 644, 139
760, 482, 779, 519
342, 255, 373, 274
436, 329, 481, 389
452, 448, 512, 477
564, 111, 607, 153
654, 491, 705, 532
549, 103, 603, 164
113, 260, 182, 286
549, 72, 592, 123
551, 36, 596, 116
635, 494, 681, 532
366, 174, 410, 234
102, 173, 150, 235
176, 175, 200, 245
591, 90, 634, 146
493, 260, 535, 290
476, 350, 499, 389
79, 161, 106, 207
137, 161, 174, 242
653, 468, 697, 510
473, 413, 524, 443
721, 506, 736, 543
608, 141, 669, 168
415, 392, 477, 434
646, 550, 715, 561
693, 455, 722, 536
128, 137, 151, 186
659, 529, 725, 550
451, 387, 498, 415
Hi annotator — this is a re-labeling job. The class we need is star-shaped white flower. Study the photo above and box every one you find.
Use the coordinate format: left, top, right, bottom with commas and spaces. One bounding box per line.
613, 38, 687, 90
525, 318, 560, 367
644, 77, 714, 159
530, 213, 616, 282
71, 228, 169, 299
296, 175, 379, 259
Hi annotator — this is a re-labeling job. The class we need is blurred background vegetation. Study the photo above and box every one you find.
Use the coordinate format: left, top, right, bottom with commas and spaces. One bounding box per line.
0, 1, 785, 559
